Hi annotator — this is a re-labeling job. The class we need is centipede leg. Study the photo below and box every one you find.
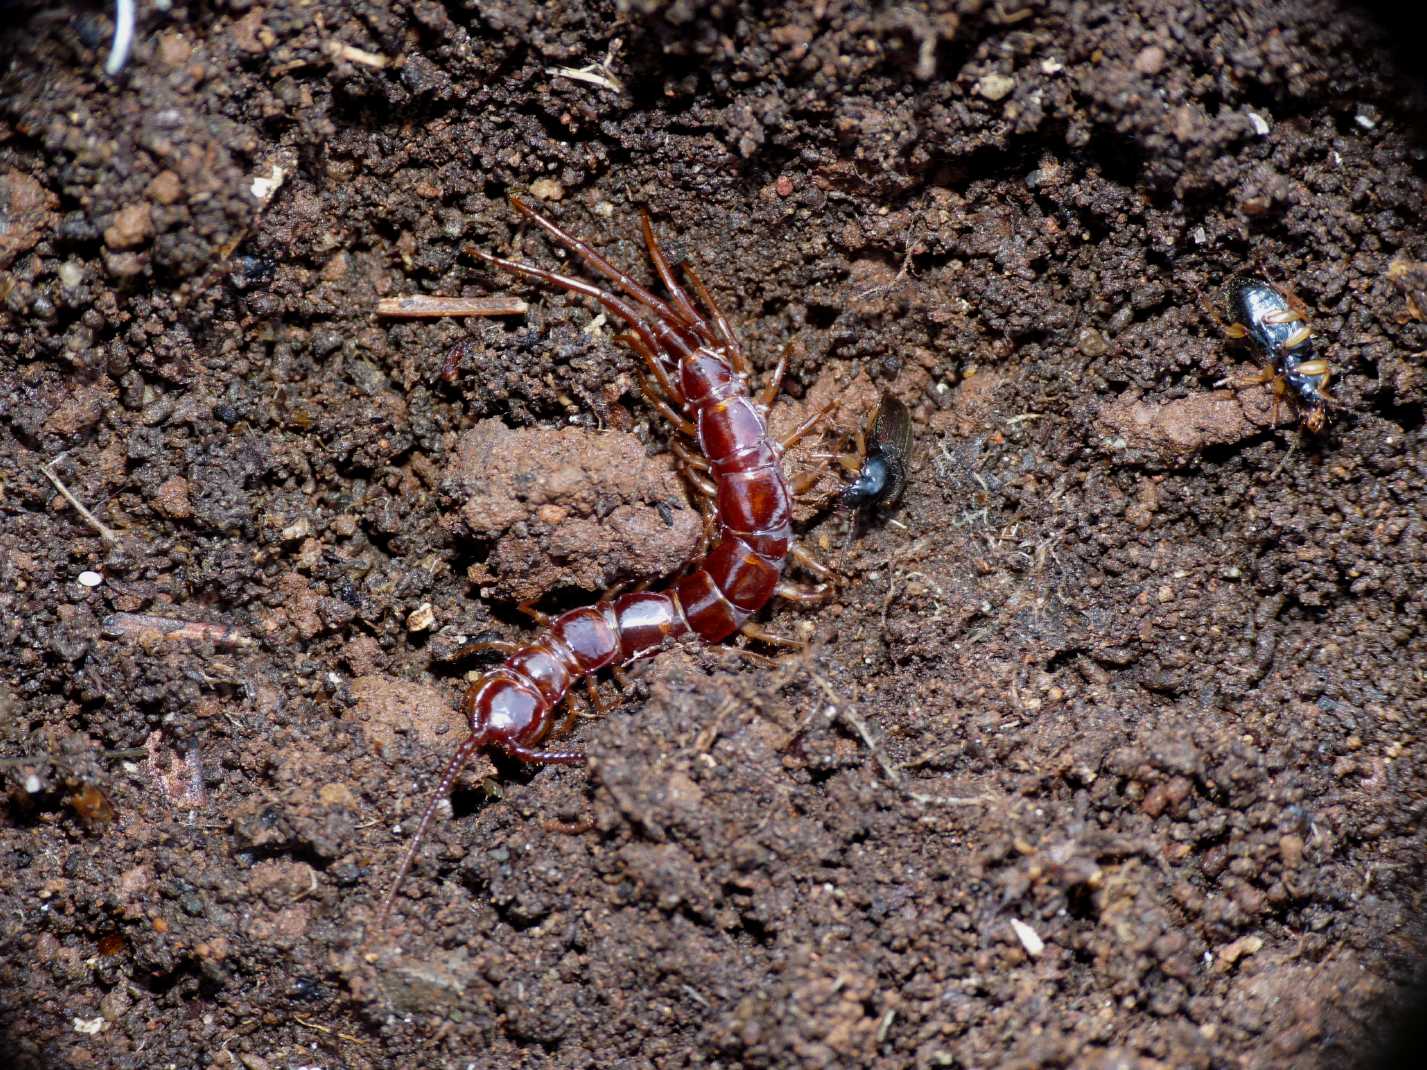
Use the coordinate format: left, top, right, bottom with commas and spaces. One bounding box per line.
518, 603, 552, 625
500, 741, 587, 765
1216, 365, 1277, 390
775, 580, 832, 605
474, 247, 684, 403
790, 544, 834, 581
779, 402, 838, 451
562, 692, 584, 735
757, 339, 797, 410
621, 329, 688, 407
739, 621, 804, 650
677, 461, 719, 500
670, 438, 710, 472
639, 373, 698, 436
446, 639, 522, 661
791, 469, 824, 495
585, 677, 607, 717
685, 506, 716, 563
641, 210, 706, 331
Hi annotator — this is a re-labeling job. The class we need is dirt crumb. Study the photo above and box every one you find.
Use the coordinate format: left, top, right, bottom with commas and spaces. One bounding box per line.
444, 419, 701, 602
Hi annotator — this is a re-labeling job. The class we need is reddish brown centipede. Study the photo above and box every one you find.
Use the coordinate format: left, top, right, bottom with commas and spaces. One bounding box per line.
376, 195, 836, 926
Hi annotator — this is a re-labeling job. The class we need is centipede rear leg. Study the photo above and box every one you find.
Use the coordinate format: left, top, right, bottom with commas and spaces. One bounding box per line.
739, 620, 806, 650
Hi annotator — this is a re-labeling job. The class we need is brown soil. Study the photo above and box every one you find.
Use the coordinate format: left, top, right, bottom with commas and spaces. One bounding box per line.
3, 2, 1425, 1067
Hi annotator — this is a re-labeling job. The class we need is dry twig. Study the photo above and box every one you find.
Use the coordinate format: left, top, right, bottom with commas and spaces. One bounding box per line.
39, 454, 119, 545
376, 294, 528, 318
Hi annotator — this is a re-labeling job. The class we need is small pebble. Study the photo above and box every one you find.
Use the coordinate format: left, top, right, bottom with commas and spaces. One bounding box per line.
975, 73, 1016, 102
103, 203, 154, 251
1009, 918, 1044, 957
406, 603, 436, 632
529, 178, 564, 201
1134, 46, 1166, 76
77, 571, 103, 587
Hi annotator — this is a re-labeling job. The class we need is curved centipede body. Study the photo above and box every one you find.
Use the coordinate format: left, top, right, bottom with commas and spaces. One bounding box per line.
377, 196, 831, 926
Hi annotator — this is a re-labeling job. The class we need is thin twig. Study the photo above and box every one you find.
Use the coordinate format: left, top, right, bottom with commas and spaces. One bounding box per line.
376, 294, 529, 318
39, 454, 119, 545
102, 612, 254, 648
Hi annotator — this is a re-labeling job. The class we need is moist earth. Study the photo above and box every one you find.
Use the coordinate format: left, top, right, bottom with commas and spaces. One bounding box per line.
2, 1, 1426, 1068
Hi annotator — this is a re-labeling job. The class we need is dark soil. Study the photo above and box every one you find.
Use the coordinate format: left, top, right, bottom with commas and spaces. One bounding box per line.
4, 1, 1426, 1067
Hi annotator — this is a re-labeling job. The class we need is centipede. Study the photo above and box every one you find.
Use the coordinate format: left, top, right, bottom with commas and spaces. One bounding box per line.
376, 195, 836, 926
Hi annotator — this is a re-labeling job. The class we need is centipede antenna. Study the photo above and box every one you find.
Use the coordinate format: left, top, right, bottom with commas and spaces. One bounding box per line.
510, 195, 700, 343
472, 246, 684, 402
375, 733, 484, 930
640, 209, 704, 329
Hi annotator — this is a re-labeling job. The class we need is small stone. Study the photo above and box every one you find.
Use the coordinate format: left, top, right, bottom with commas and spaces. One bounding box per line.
152, 475, 192, 520
78, 571, 103, 588
975, 73, 1016, 102
104, 203, 154, 250
147, 170, 182, 205
1279, 834, 1304, 869
1247, 111, 1271, 137
1009, 918, 1044, 957
58, 260, 85, 288
1134, 46, 1166, 75
1077, 327, 1109, 358
156, 31, 192, 67
775, 175, 794, 197
406, 603, 436, 632
0, 169, 58, 270
280, 518, 311, 543
528, 178, 564, 201
318, 782, 357, 807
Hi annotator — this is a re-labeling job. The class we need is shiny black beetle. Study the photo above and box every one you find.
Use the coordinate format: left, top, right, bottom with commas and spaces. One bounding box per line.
842, 394, 913, 511
1220, 275, 1332, 432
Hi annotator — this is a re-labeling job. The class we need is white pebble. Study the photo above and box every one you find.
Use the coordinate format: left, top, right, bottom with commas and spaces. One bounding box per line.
77, 571, 103, 587
1010, 917, 1045, 957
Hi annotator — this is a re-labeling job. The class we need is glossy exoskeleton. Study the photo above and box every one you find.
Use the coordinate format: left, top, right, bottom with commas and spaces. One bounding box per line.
1221, 275, 1332, 432
842, 394, 912, 511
